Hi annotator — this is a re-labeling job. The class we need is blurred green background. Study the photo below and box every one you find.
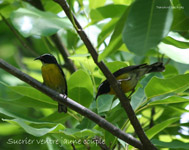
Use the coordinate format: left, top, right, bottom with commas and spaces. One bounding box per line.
0, 0, 189, 149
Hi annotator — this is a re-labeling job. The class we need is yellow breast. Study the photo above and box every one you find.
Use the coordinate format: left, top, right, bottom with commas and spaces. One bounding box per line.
41, 64, 66, 93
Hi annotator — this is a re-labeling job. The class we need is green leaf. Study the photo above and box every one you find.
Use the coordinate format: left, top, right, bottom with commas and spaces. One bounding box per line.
113, 0, 133, 5
63, 128, 102, 138
3, 118, 65, 137
97, 6, 131, 60
68, 70, 93, 107
0, 80, 55, 109
67, 29, 80, 49
0, 0, 18, 18
145, 74, 189, 99
106, 103, 127, 125
131, 73, 159, 110
152, 139, 189, 149
40, 111, 70, 123
0, 123, 21, 135
9, 86, 56, 105
90, 4, 127, 22
89, 0, 106, 9
0, 96, 56, 109
76, 117, 96, 129
10, 5, 71, 37
180, 0, 189, 17
110, 5, 130, 43
0, 81, 23, 101
0, 105, 51, 123
105, 61, 128, 73
163, 36, 189, 49
97, 18, 118, 47
171, 3, 189, 31
162, 64, 178, 78
108, 51, 135, 62
68, 54, 96, 73
123, 0, 173, 55
68, 70, 93, 95
98, 34, 122, 61
0, 73, 24, 86
69, 88, 93, 107
159, 42, 189, 64
149, 96, 189, 105
42, 0, 63, 14
146, 117, 180, 139
96, 95, 114, 113
105, 129, 115, 146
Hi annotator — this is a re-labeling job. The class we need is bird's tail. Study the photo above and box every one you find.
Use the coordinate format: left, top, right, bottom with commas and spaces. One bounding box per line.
147, 62, 165, 73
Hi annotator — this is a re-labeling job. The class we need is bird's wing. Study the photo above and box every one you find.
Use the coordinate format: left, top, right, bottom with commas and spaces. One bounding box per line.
113, 64, 147, 78
57, 64, 68, 95
117, 76, 131, 82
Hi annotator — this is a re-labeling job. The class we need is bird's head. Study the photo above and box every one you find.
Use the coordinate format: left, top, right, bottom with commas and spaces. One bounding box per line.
34, 54, 58, 64
95, 80, 110, 100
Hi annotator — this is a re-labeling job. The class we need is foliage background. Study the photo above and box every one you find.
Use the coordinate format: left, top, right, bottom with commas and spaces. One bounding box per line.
0, 0, 189, 149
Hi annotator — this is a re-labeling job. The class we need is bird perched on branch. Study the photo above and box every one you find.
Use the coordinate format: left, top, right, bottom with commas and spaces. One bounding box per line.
35, 54, 67, 113
96, 62, 165, 100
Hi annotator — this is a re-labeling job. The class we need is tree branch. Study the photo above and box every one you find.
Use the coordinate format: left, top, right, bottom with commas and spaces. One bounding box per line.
0, 58, 143, 150
53, 0, 157, 149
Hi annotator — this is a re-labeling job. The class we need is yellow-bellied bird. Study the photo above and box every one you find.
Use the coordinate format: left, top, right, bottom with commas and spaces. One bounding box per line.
96, 62, 165, 99
35, 54, 67, 113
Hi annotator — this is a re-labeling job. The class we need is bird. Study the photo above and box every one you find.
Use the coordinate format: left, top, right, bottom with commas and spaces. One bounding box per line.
95, 62, 165, 100
35, 54, 68, 113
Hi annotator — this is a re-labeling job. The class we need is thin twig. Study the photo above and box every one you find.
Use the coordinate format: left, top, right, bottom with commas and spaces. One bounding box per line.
71, 143, 76, 150
53, 0, 157, 149
0, 59, 143, 150
149, 107, 155, 128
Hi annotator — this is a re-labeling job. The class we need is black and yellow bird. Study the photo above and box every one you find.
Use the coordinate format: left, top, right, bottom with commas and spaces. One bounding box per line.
96, 62, 165, 99
35, 54, 67, 113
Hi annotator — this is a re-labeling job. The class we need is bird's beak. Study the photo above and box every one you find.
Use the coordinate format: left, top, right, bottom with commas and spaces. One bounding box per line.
34, 56, 41, 61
